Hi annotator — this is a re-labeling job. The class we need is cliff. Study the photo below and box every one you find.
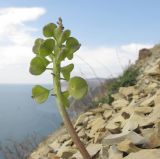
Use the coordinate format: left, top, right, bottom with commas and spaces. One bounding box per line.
29, 44, 160, 159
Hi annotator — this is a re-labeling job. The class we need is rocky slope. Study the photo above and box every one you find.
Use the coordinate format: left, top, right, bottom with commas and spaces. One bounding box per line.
29, 44, 160, 159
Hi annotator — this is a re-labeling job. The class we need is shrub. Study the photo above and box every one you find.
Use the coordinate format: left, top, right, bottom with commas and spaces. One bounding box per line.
94, 65, 139, 105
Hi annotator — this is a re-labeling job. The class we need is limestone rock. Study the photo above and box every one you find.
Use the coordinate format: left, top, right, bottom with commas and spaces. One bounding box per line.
147, 132, 160, 148
141, 128, 154, 140
103, 131, 147, 145
146, 121, 160, 148
30, 146, 51, 159
57, 147, 77, 159
122, 112, 151, 128
103, 110, 113, 119
122, 114, 139, 132
74, 114, 88, 127
112, 99, 129, 110
134, 106, 153, 114
99, 146, 109, 159
106, 113, 128, 133
47, 153, 60, 159
93, 131, 110, 144
101, 103, 112, 109
146, 82, 158, 92
76, 126, 83, 133
119, 86, 138, 97
108, 114, 126, 129
78, 129, 86, 138
108, 145, 123, 159
90, 107, 106, 113
117, 139, 141, 153
147, 104, 160, 123
123, 149, 160, 159
49, 139, 61, 152
88, 117, 106, 136
62, 139, 73, 147
145, 64, 160, 76
140, 95, 155, 107
111, 93, 123, 101
72, 144, 102, 159
58, 134, 70, 143
154, 90, 160, 105
138, 48, 152, 60
105, 122, 121, 134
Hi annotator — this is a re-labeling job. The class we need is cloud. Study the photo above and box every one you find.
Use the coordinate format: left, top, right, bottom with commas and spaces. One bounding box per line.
0, 7, 46, 83
0, 7, 45, 45
71, 43, 153, 79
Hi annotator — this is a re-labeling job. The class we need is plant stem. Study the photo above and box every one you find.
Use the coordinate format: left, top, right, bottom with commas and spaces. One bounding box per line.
53, 60, 91, 159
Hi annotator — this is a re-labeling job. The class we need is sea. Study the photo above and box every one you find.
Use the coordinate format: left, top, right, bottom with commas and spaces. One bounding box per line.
0, 84, 62, 159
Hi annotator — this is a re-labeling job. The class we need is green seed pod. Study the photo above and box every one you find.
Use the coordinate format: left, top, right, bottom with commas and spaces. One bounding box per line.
29, 57, 47, 75
32, 85, 50, 104
68, 76, 88, 100
39, 39, 55, 57
43, 23, 57, 37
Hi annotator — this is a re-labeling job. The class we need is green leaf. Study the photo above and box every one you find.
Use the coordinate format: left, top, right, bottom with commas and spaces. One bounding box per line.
32, 85, 50, 104
32, 38, 44, 54
35, 38, 44, 45
40, 56, 50, 66
68, 76, 88, 100
43, 23, 57, 37
29, 57, 47, 75
61, 64, 74, 81
66, 37, 81, 60
39, 39, 55, 57
59, 29, 71, 44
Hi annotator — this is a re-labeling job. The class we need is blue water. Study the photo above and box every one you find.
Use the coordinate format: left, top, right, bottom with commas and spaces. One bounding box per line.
0, 84, 62, 159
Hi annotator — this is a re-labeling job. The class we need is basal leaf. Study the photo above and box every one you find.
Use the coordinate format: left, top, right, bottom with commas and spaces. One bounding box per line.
68, 76, 88, 100
32, 85, 50, 104
61, 64, 74, 81
43, 23, 57, 37
39, 39, 55, 57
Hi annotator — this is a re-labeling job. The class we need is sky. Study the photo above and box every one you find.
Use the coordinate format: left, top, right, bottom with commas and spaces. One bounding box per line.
0, 0, 159, 84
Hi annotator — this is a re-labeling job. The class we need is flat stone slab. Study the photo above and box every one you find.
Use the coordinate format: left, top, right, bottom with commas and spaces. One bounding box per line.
72, 144, 102, 159
103, 131, 147, 145
124, 149, 160, 159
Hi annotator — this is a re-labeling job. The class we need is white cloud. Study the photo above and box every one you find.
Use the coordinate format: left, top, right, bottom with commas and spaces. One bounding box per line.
71, 43, 153, 79
0, 7, 47, 83
0, 7, 45, 45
